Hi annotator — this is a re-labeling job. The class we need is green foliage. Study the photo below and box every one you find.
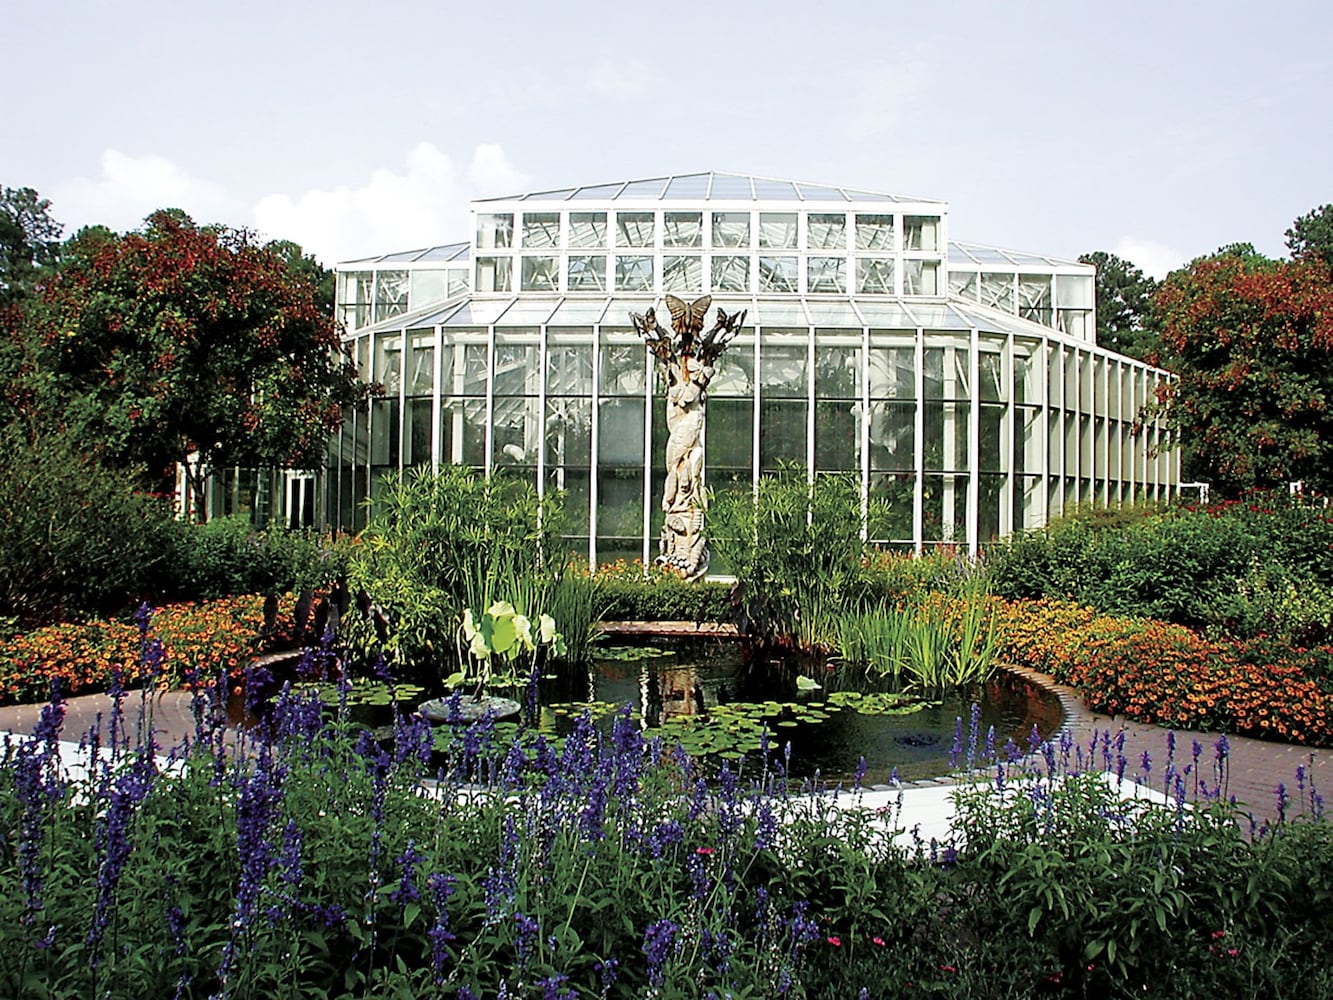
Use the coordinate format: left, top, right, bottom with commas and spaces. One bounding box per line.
1079, 250, 1161, 362
834, 591, 999, 692
0, 423, 178, 624
168, 514, 352, 600
708, 471, 867, 644
347, 466, 589, 678
1286, 204, 1333, 269
986, 495, 1333, 643
0, 185, 61, 306
593, 560, 733, 623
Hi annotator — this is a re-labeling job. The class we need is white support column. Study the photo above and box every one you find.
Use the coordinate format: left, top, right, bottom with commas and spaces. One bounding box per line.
1000, 332, 1015, 539
430, 325, 443, 472
588, 325, 601, 569
913, 327, 925, 555
483, 326, 496, 474
967, 327, 980, 556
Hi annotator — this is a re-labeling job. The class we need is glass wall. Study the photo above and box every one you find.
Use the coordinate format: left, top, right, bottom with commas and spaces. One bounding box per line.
333, 308, 1177, 565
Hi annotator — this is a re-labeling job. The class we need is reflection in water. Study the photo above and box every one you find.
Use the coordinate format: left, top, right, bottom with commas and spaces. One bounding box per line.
544, 640, 1065, 785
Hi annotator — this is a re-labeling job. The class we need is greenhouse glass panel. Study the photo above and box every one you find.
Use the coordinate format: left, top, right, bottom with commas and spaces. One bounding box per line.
808, 256, 846, 293
856, 258, 895, 294
521, 256, 558, 291
374, 271, 409, 322
759, 213, 798, 248
546, 342, 593, 396
758, 256, 798, 293
948, 270, 978, 301
979, 474, 1004, 542
615, 256, 653, 291
597, 397, 646, 466
979, 351, 1004, 403
405, 398, 432, 468
616, 212, 654, 247
664, 174, 710, 199
869, 402, 914, 472
567, 256, 607, 291
447, 270, 469, 297
476, 214, 513, 249
759, 399, 807, 471
370, 398, 400, 467
494, 341, 540, 398
855, 214, 896, 251
374, 335, 402, 394
760, 342, 808, 397
903, 260, 939, 295
923, 401, 969, 472
815, 344, 861, 399
522, 213, 560, 248
808, 214, 847, 250
663, 255, 703, 293
407, 335, 434, 395
869, 473, 915, 541
1019, 275, 1052, 325
979, 403, 1005, 472
544, 397, 592, 467
922, 474, 968, 544
869, 345, 915, 399
410, 269, 449, 307
980, 272, 1015, 313
491, 394, 541, 469
596, 465, 646, 543
711, 255, 750, 292
545, 461, 590, 539
709, 173, 754, 198
814, 399, 859, 471
753, 178, 800, 199
600, 343, 647, 396
903, 216, 939, 251
712, 213, 750, 248
569, 212, 607, 248
475, 257, 512, 293
705, 397, 753, 472
663, 212, 703, 247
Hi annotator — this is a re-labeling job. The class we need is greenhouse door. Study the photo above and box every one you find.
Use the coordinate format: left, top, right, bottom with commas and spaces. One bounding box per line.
284, 472, 316, 530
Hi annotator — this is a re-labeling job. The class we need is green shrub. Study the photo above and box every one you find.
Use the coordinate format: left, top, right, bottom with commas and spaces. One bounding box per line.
169, 515, 352, 600
592, 559, 732, 623
0, 424, 180, 624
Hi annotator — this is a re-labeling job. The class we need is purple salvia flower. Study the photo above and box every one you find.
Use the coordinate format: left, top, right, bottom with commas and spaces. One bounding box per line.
985, 725, 996, 763
427, 872, 457, 983
966, 703, 981, 771
1140, 750, 1152, 776
643, 918, 679, 988
949, 716, 964, 769
1276, 783, 1290, 824
1027, 723, 1042, 754
514, 911, 541, 965
390, 841, 425, 908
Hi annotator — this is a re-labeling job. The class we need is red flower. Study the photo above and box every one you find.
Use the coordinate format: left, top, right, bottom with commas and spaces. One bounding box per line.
827, 936, 842, 947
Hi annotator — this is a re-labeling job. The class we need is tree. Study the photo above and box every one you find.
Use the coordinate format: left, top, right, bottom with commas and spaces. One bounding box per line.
0, 185, 62, 305
1286, 204, 1333, 269
1078, 251, 1160, 362
1154, 247, 1333, 495
24, 210, 369, 515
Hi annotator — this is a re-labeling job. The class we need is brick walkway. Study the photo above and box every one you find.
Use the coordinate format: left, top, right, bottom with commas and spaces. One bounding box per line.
1, 667, 1326, 825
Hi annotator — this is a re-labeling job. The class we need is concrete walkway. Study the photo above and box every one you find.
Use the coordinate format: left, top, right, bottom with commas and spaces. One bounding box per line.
0, 667, 1327, 826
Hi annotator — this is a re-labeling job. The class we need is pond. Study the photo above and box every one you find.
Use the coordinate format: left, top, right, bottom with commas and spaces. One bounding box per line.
538, 639, 1065, 785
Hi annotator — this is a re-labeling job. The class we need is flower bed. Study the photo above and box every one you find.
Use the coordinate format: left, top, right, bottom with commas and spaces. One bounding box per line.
0, 595, 299, 704
995, 598, 1333, 746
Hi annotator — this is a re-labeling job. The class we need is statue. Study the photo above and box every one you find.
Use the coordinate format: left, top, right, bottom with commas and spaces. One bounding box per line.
630, 295, 746, 581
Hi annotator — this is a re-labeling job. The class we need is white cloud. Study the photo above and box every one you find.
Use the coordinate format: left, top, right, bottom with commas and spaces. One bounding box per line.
253, 142, 532, 264
1114, 236, 1185, 281
50, 149, 244, 234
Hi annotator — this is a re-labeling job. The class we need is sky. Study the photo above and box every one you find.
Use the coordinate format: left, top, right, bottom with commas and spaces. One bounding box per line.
3, 0, 1330, 278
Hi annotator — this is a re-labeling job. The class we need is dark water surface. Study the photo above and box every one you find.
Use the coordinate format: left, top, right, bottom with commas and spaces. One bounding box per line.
542, 639, 1065, 785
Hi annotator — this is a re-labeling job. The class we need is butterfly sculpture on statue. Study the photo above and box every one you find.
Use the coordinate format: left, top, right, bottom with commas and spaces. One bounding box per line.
629, 296, 747, 581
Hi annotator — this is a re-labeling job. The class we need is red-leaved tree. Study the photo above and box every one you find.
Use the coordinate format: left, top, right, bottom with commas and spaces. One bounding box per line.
22, 210, 368, 515
1155, 250, 1333, 495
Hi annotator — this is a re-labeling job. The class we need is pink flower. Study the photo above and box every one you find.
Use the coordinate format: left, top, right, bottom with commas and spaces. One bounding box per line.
827, 936, 842, 947
871, 936, 885, 947
695, 847, 714, 855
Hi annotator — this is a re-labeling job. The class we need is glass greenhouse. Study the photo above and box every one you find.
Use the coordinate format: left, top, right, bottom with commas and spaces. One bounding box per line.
321, 172, 1177, 562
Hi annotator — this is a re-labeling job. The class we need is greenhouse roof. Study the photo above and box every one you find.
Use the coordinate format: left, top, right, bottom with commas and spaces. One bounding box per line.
473, 171, 947, 206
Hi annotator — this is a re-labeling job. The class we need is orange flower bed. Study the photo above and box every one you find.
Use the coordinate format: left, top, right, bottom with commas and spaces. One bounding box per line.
995, 598, 1333, 746
0, 595, 299, 705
